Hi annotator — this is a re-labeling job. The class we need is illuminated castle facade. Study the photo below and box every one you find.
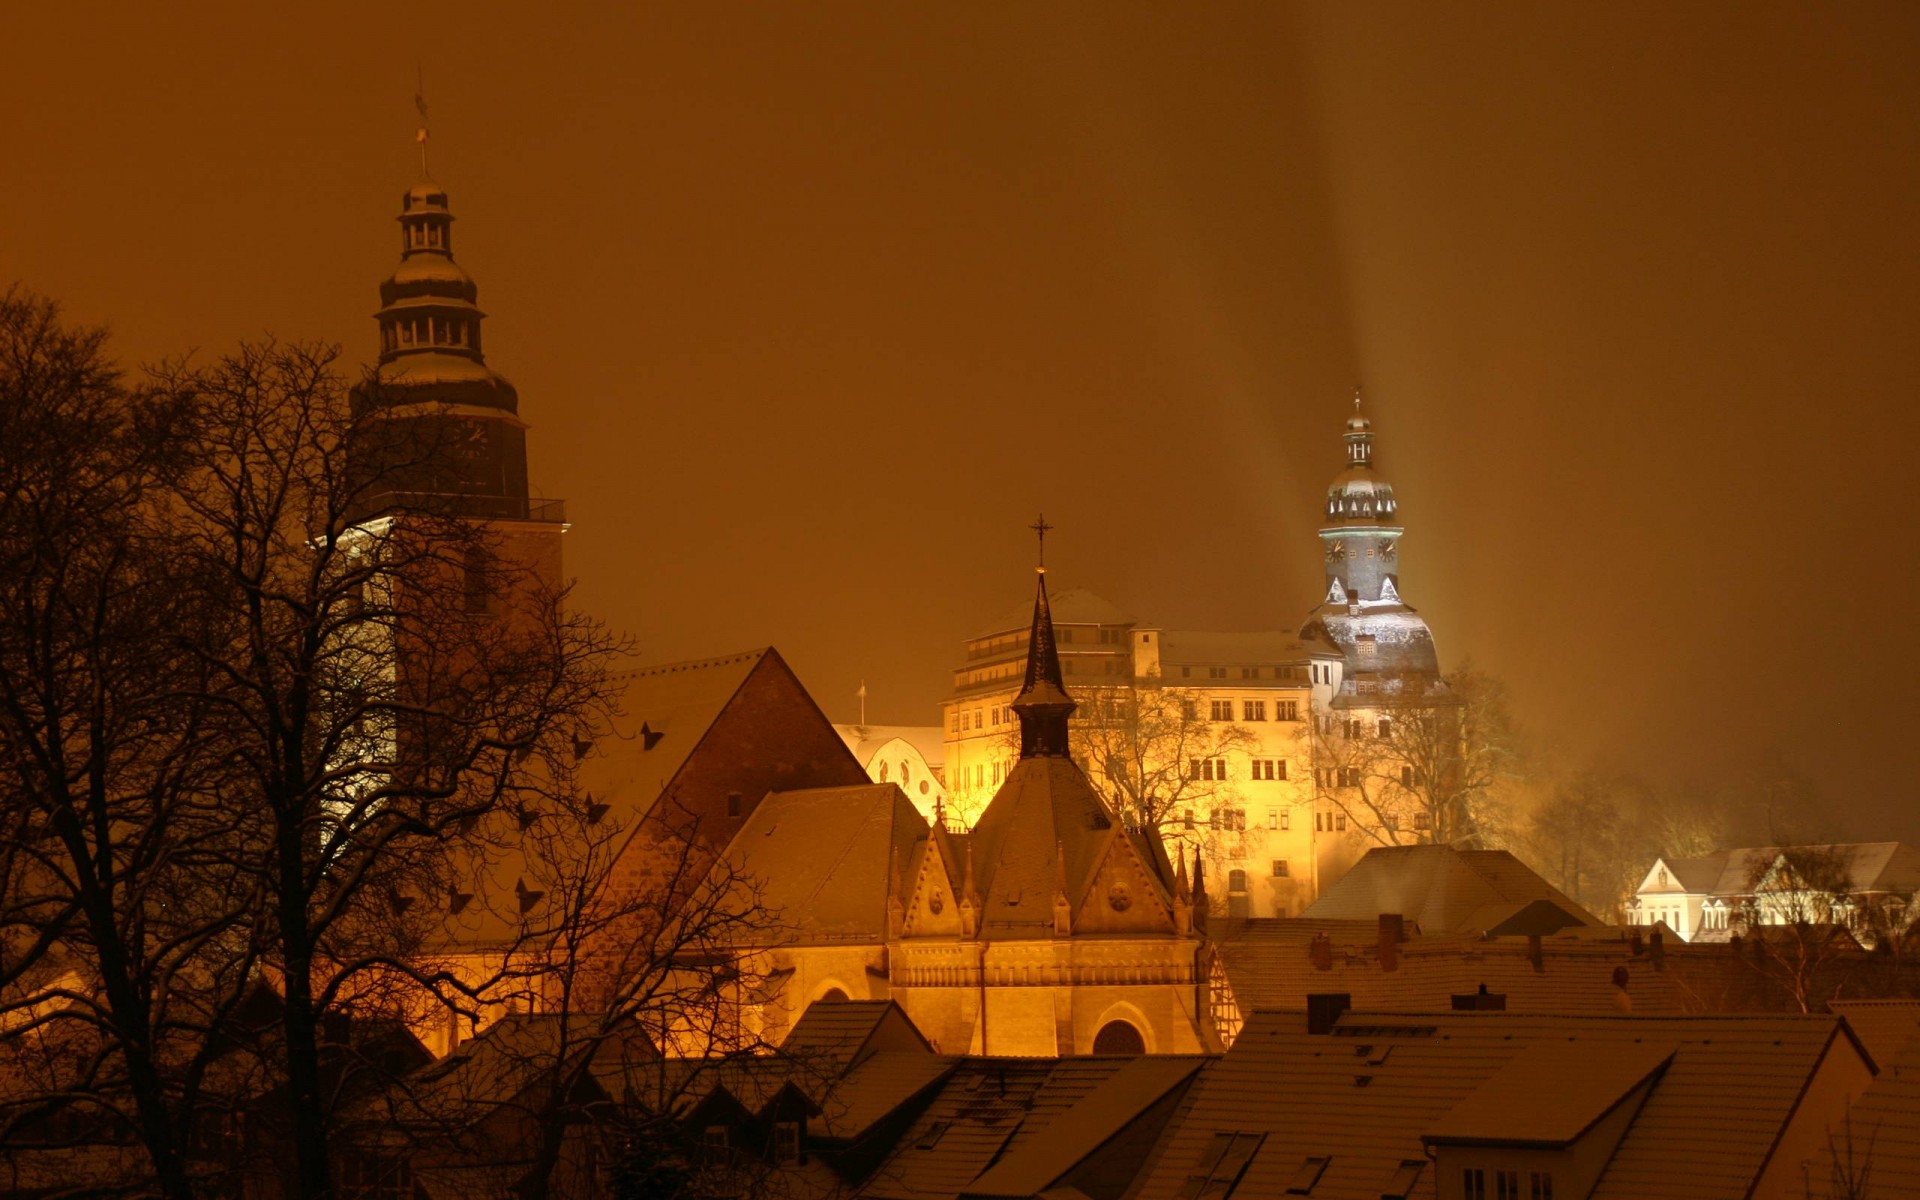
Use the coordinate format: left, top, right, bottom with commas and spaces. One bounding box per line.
943, 407, 1455, 909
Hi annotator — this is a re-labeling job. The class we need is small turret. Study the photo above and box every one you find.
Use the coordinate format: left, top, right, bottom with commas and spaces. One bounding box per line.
1052, 841, 1073, 937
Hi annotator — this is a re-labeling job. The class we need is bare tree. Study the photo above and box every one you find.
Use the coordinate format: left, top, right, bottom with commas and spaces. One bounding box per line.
1305, 663, 1518, 849
1732, 844, 1863, 1014
1070, 676, 1257, 834
0, 289, 259, 1200
142, 340, 619, 1200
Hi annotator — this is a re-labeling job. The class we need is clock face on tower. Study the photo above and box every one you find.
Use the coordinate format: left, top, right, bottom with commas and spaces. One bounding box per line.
1326, 542, 1348, 564
1378, 539, 1397, 561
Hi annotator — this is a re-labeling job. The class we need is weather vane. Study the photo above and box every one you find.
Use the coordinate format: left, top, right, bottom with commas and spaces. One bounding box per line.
1030, 513, 1053, 572
414, 65, 431, 177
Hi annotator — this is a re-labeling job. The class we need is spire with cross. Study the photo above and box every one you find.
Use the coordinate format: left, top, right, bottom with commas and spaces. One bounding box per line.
1030, 513, 1053, 574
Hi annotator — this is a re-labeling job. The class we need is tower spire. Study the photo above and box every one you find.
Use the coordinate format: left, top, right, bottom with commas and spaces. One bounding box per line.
1010, 519, 1076, 759
414, 66, 432, 179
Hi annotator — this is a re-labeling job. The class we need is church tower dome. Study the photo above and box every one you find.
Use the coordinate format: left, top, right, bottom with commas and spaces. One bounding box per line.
351, 165, 550, 523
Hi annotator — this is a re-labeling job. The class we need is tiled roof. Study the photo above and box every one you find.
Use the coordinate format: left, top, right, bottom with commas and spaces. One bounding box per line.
966, 758, 1168, 940
1302, 845, 1603, 932
976, 588, 1136, 639
859, 1056, 1201, 1200
1827, 999, 1920, 1067
1127, 1010, 1861, 1200
1155, 630, 1332, 666
1805, 1038, 1920, 1198
1691, 842, 1920, 897
726, 784, 928, 944
1422, 1038, 1674, 1146
1214, 924, 1776, 1018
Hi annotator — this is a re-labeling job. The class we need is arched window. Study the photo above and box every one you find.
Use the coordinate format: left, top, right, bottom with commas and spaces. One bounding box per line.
1092, 1020, 1145, 1056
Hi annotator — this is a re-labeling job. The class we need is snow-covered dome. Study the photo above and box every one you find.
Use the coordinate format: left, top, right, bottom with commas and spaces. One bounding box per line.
1323, 413, 1400, 527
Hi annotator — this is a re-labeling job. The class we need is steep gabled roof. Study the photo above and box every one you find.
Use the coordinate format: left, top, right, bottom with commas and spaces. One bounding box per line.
582, 649, 771, 823
725, 784, 928, 945
1827, 999, 1920, 1067
858, 1056, 1202, 1200
1804, 1037, 1920, 1198
1302, 844, 1603, 932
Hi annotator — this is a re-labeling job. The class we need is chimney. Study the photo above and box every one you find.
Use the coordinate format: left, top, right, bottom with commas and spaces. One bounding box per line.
1610, 965, 1632, 1015
1450, 984, 1507, 1012
1527, 933, 1543, 974
1307, 993, 1351, 1035
1309, 933, 1333, 971
1628, 928, 1643, 956
1378, 913, 1404, 972
1649, 927, 1666, 970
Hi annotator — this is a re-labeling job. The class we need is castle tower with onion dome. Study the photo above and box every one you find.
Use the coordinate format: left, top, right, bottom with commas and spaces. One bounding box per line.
1299, 399, 1460, 886
1299, 400, 1441, 700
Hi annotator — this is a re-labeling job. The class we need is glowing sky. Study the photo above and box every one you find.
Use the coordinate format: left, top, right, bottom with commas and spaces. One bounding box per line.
4, 3, 1917, 837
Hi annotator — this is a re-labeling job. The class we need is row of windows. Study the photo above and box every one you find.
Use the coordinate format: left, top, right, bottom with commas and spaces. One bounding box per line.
380, 314, 478, 354
1315, 765, 1419, 788
1462, 1168, 1553, 1200
1187, 758, 1289, 782
1177, 663, 1313, 681
1207, 698, 1302, 722
1179, 806, 1296, 832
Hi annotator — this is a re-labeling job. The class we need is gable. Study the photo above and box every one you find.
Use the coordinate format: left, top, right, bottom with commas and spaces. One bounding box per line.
1072, 828, 1177, 935
660, 650, 870, 840
902, 831, 965, 938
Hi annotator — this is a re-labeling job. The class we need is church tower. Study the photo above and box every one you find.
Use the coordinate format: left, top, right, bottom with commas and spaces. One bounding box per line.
890, 532, 1222, 1056
351, 173, 565, 602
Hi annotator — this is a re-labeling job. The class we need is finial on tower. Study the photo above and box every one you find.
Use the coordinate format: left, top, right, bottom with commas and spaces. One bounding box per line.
1030, 513, 1053, 574
1354, 384, 1363, 414
414, 66, 432, 178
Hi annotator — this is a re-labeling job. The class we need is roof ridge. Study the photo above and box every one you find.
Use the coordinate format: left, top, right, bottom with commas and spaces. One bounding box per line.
617, 647, 769, 678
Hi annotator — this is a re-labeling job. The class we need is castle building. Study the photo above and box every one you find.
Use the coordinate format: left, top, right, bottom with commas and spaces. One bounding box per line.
940, 406, 1457, 912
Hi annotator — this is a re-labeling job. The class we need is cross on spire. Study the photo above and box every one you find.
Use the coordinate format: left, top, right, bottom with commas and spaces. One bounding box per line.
1030, 513, 1053, 573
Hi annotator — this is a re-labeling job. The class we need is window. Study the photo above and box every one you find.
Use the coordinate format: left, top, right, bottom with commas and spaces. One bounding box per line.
1315, 812, 1323, 832
1267, 808, 1280, 830
1378, 718, 1392, 738
950, 713, 960, 734
462, 546, 490, 614
973, 709, 983, 730
1271, 859, 1289, 878
1243, 700, 1267, 721
1337, 767, 1361, 787
1177, 1132, 1266, 1200
1345, 719, 1364, 739
773, 1120, 801, 1164
1283, 1154, 1329, 1196
1382, 1161, 1425, 1200
1529, 1172, 1554, 1200
1228, 868, 1247, 891
1249, 759, 1287, 781
1278, 700, 1299, 721
1495, 1169, 1521, 1200
1414, 811, 1432, 831
1243, 666, 1259, 679
1657, 868, 1669, 886
1279, 809, 1291, 830
1210, 699, 1235, 721
1463, 1169, 1486, 1200
1190, 757, 1228, 782
1335, 812, 1347, 831
1211, 806, 1247, 832
338, 1155, 411, 1200
1208, 667, 1228, 679
1400, 766, 1415, 788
